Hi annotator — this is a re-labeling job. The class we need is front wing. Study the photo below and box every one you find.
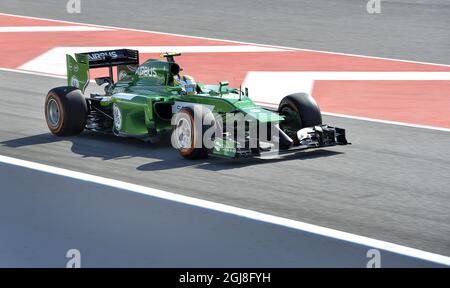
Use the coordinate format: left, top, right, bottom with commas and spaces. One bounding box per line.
212, 125, 349, 159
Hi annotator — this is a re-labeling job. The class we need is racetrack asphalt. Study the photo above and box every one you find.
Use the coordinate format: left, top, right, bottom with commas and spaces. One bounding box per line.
1, 0, 450, 256
1, 70, 449, 256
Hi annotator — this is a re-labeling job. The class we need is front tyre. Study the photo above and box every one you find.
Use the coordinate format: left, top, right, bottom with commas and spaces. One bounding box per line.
278, 93, 322, 144
45, 86, 88, 136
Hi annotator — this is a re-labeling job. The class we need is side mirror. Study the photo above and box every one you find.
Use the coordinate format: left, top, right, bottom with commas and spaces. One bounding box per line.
95, 77, 113, 94
219, 81, 229, 95
95, 77, 113, 86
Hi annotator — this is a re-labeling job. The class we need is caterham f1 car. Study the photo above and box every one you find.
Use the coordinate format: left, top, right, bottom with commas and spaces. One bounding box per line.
45, 49, 348, 159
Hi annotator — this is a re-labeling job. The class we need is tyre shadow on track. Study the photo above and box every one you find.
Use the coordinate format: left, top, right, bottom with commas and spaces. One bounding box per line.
0, 131, 171, 160
1, 132, 343, 171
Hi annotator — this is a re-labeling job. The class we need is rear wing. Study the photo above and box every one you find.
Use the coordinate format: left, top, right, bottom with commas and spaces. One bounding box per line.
76, 49, 139, 68
66, 49, 139, 93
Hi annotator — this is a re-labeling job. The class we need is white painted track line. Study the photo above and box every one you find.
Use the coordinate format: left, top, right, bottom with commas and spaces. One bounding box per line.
322, 112, 450, 133
1, 154, 449, 266
0, 67, 66, 79
246, 71, 450, 81
0, 26, 113, 32
18, 46, 288, 75
0, 12, 449, 68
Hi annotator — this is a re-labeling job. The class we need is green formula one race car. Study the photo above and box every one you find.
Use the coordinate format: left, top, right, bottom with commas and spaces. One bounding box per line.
44, 49, 348, 159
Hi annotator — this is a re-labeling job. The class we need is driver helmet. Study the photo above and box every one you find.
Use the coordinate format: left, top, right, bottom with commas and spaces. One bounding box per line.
174, 74, 197, 95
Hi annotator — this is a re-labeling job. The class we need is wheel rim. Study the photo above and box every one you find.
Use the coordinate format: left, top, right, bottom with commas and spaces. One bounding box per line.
47, 98, 61, 129
113, 104, 122, 131
177, 118, 192, 149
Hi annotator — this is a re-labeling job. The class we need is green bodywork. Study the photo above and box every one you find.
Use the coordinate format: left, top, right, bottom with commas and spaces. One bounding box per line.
67, 54, 89, 93
66, 51, 284, 158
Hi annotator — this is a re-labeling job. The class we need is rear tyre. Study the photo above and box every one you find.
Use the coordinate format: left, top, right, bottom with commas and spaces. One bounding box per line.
172, 107, 210, 159
45, 86, 88, 136
278, 93, 322, 144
